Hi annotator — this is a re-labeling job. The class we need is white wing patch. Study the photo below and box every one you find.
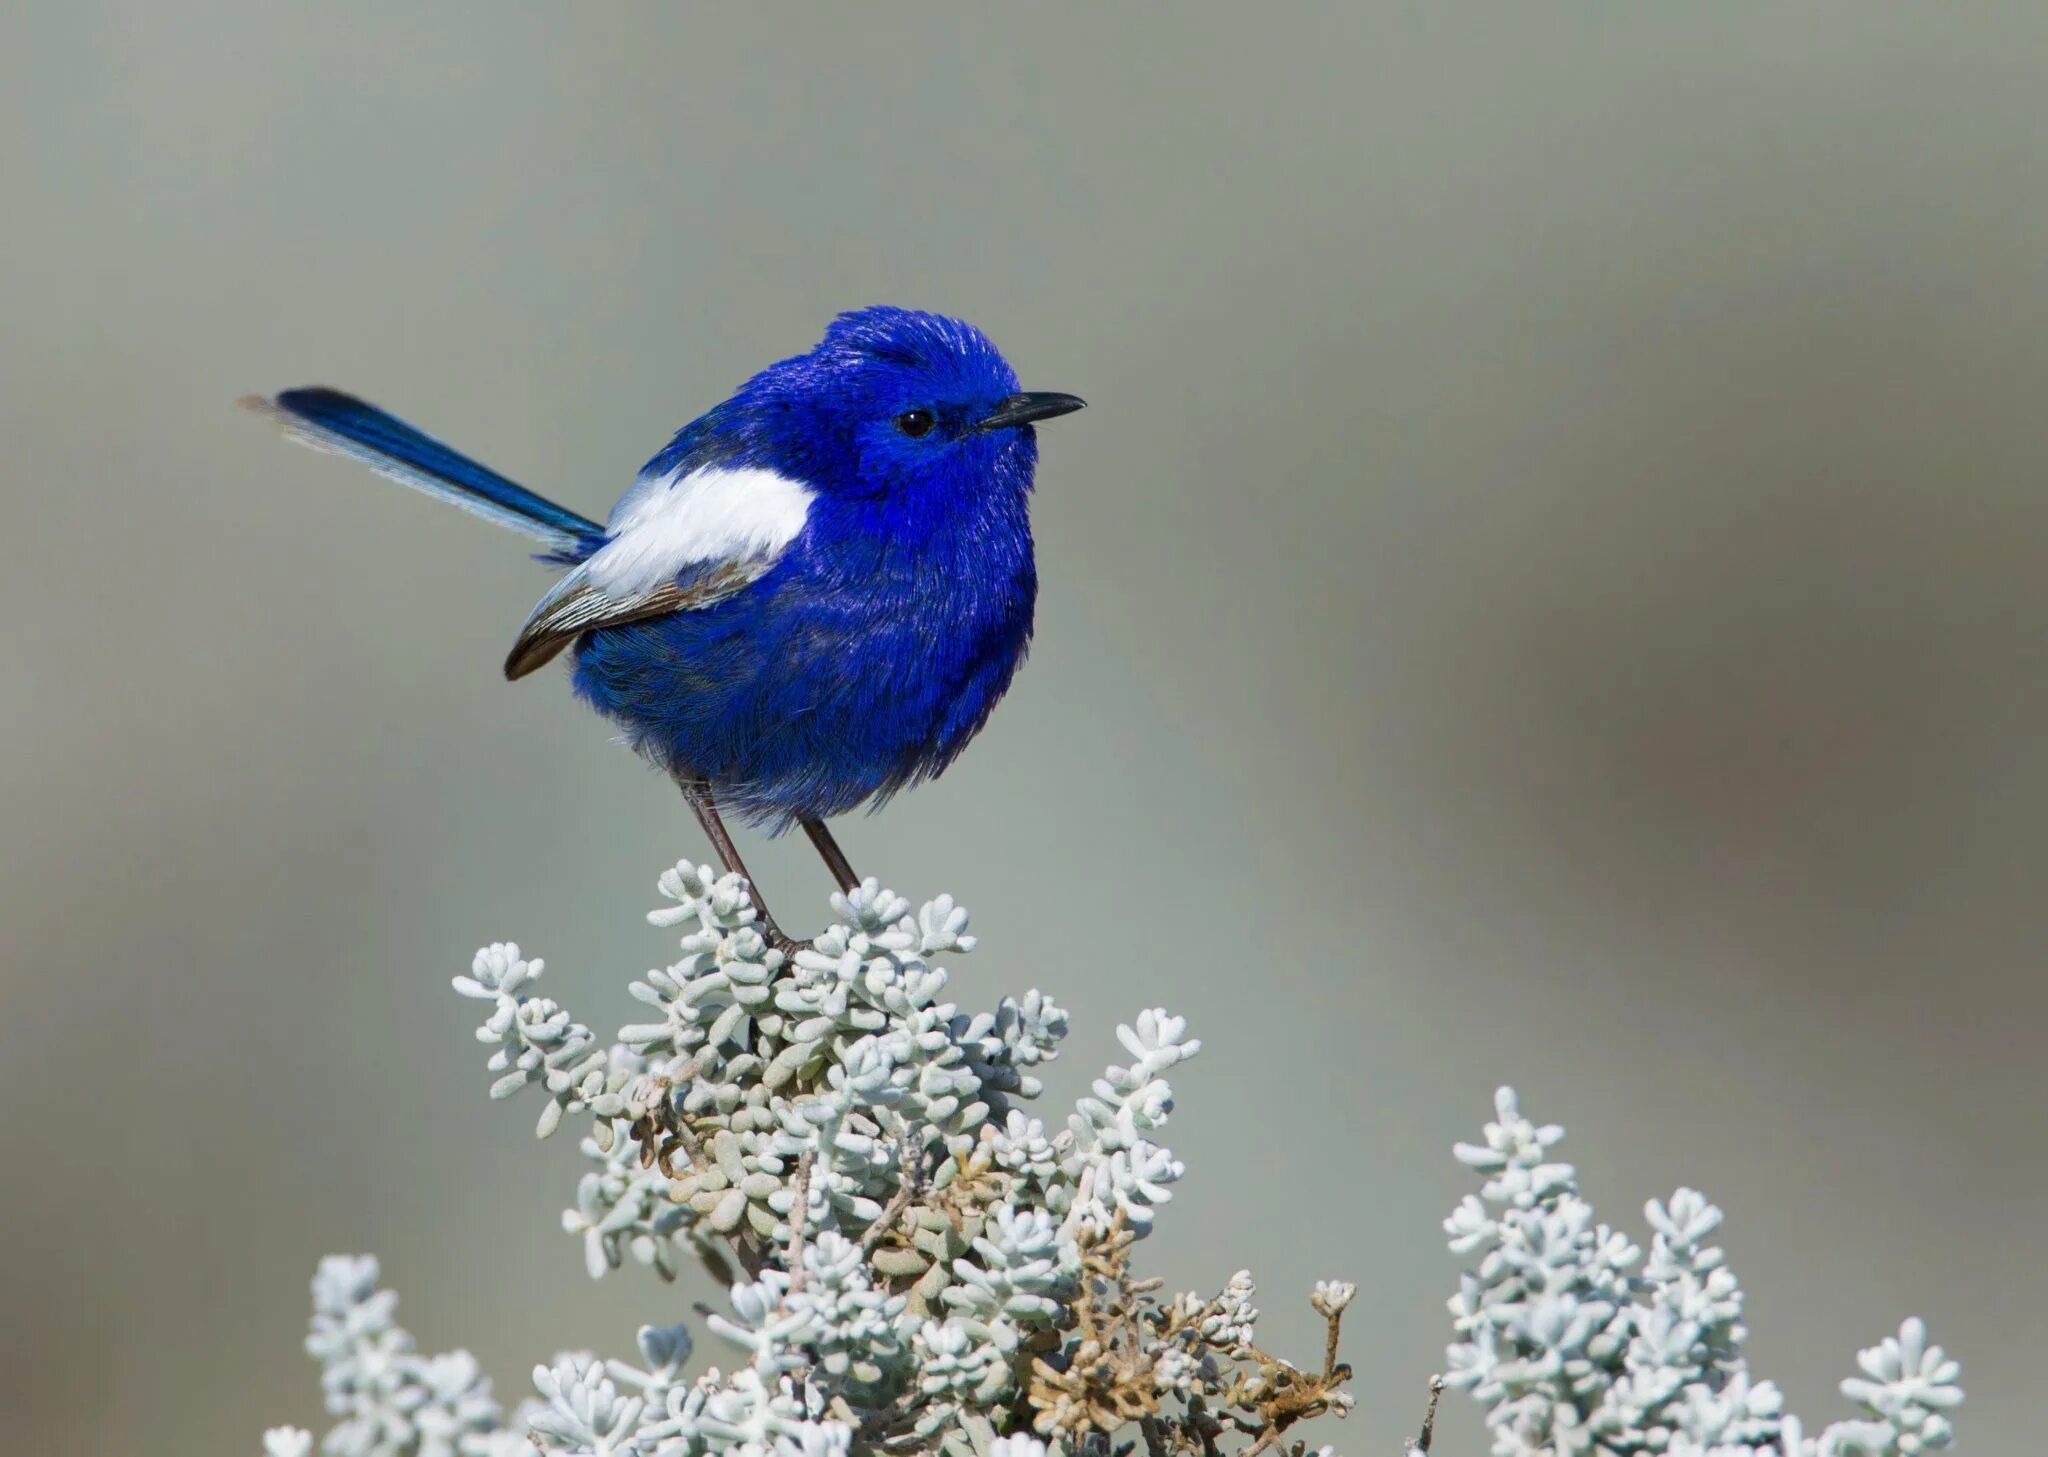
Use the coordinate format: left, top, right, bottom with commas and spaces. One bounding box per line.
502, 463, 816, 679
585, 465, 815, 598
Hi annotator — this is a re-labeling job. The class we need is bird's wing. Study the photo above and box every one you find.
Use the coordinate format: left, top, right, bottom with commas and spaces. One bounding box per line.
504, 556, 772, 679
504, 463, 815, 679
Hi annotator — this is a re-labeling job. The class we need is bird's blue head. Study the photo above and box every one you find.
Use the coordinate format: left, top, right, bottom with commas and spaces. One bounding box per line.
705, 307, 1084, 510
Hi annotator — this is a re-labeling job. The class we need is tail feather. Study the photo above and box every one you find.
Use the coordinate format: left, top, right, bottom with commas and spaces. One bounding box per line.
242, 387, 603, 557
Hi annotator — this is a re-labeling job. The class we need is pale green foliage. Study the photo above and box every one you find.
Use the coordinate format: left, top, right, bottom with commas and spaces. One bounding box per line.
1444, 1088, 1963, 1457
262, 862, 1352, 1457
255, 863, 1962, 1457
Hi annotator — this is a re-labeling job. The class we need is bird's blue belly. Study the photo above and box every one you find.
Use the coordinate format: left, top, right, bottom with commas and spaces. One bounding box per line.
569, 555, 1033, 830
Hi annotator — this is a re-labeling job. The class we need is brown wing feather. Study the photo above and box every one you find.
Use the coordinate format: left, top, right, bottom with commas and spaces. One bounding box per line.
503, 561, 762, 680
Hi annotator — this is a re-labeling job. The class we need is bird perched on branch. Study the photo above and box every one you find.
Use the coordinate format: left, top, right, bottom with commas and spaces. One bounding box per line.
245, 307, 1083, 945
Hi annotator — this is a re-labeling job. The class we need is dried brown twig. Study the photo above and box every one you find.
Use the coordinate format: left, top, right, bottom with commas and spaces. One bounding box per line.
1404, 1375, 1446, 1457
859, 1140, 923, 1256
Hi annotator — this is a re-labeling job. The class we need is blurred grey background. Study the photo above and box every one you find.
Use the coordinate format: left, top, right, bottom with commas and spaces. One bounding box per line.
3, 4, 2043, 1451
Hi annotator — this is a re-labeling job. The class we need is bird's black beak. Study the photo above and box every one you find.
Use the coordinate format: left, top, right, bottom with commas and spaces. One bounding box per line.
971, 392, 1087, 433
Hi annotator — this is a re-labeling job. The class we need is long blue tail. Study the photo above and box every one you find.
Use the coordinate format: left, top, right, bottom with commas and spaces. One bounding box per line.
243, 387, 604, 559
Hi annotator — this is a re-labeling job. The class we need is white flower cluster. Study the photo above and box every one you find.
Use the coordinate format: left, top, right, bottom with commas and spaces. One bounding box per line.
1444, 1088, 1964, 1457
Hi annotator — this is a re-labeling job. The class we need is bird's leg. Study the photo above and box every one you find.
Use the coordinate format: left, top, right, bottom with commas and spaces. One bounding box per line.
677, 778, 803, 953
800, 818, 861, 896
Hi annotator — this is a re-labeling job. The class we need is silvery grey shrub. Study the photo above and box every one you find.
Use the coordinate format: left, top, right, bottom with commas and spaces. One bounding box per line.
257, 861, 1960, 1457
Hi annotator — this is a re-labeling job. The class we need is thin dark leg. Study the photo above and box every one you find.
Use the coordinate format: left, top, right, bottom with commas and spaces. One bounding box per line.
677, 777, 798, 950
801, 818, 860, 895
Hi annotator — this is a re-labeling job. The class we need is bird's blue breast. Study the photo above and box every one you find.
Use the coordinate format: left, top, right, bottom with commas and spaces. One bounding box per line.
569, 482, 1036, 830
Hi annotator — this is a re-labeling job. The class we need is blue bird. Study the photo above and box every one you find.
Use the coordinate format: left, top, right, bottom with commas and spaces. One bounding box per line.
245, 307, 1084, 945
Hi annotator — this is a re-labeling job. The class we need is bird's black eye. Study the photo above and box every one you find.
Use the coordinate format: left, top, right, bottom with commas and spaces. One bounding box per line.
894, 408, 936, 439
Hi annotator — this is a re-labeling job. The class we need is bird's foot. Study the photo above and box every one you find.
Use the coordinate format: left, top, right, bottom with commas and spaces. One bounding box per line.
764, 924, 811, 957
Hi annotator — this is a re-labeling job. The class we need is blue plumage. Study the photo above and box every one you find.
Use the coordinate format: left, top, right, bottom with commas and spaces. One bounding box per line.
251, 307, 1083, 861
260, 386, 606, 558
